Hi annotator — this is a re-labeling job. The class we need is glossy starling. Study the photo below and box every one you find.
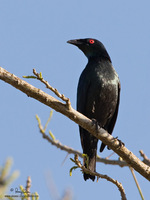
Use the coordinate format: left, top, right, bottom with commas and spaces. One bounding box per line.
67, 38, 120, 181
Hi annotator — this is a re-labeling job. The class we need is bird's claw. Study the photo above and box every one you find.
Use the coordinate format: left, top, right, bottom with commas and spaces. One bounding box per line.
115, 137, 125, 148
91, 118, 100, 131
107, 137, 124, 150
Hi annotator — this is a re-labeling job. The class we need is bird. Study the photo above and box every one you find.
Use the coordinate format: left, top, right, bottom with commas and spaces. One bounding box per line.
67, 38, 120, 181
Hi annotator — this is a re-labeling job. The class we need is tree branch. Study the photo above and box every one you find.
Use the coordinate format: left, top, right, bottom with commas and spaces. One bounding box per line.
139, 150, 150, 166
73, 155, 127, 200
0, 67, 150, 181
32, 69, 71, 109
36, 113, 128, 167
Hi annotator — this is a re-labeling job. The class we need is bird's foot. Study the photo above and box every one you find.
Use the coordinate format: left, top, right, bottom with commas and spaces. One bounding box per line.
107, 137, 124, 150
91, 118, 100, 131
115, 137, 125, 148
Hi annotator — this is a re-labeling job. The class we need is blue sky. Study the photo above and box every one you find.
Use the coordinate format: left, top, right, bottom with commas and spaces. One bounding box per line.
0, 0, 150, 199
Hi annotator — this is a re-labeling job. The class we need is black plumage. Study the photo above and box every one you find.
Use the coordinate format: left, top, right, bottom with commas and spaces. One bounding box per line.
67, 38, 120, 181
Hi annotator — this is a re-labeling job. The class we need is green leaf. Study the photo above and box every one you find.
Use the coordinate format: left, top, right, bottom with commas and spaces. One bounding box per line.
39, 72, 42, 79
49, 131, 56, 141
35, 192, 39, 200
35, 115, 41, 124
69, 166, 78, 176
31, 193, 39, 200
23, 75, 37, 79
82, 154, 89, 168
44, 110, 53, 131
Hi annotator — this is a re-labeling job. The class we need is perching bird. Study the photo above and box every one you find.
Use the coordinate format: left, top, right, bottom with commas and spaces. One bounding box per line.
67, 38, 120, 181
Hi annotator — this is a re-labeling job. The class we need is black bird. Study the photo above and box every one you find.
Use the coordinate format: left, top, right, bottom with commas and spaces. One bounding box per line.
67, 38, 120, 181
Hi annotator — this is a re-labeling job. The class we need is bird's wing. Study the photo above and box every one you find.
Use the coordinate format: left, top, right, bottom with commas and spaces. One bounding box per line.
100, 81, 121, 152
77, 72, 98, 181
107, 81, 121, 134
77, 72, 91, 115
77, 70, 92, 149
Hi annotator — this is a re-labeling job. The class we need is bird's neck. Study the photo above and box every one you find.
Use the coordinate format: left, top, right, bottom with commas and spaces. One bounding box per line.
88, 55, 111, 63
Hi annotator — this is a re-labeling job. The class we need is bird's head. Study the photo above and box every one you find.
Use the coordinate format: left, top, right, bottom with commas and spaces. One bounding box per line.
67, 38, 111, 62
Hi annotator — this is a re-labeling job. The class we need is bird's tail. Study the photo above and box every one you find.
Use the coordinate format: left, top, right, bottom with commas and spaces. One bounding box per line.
100, 142, 106, 152
83, 148, 97, 181
80, 128, 98, 181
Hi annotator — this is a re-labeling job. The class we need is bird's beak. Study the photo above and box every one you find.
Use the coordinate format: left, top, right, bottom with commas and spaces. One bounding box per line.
67, 39, 82, 46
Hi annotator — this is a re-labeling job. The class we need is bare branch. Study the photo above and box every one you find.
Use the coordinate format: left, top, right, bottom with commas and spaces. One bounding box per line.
20, 177, 39, 199
36, 113, 128, 167
25, 176, 31, 200
73, 155, 127, 200
33, 68, 71, 109
0, 67, 150, 181
139, 150, 150, 166
129, 167, 144, 200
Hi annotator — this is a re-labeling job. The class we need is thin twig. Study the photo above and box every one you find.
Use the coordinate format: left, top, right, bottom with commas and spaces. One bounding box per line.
139, 150, 150, 166
74, 155, 127, 200
105, 152, 115, 159
36, 113, 128, 167
44, 110, 53, 132
25, 176, 31, 200
36, 113, 150, 169
33, 69, 71, 109
36, 114, 83, 156
129, 167, 144, 200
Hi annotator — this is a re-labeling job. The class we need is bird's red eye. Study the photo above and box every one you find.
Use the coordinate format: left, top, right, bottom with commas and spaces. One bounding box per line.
89, 39, 95, 44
